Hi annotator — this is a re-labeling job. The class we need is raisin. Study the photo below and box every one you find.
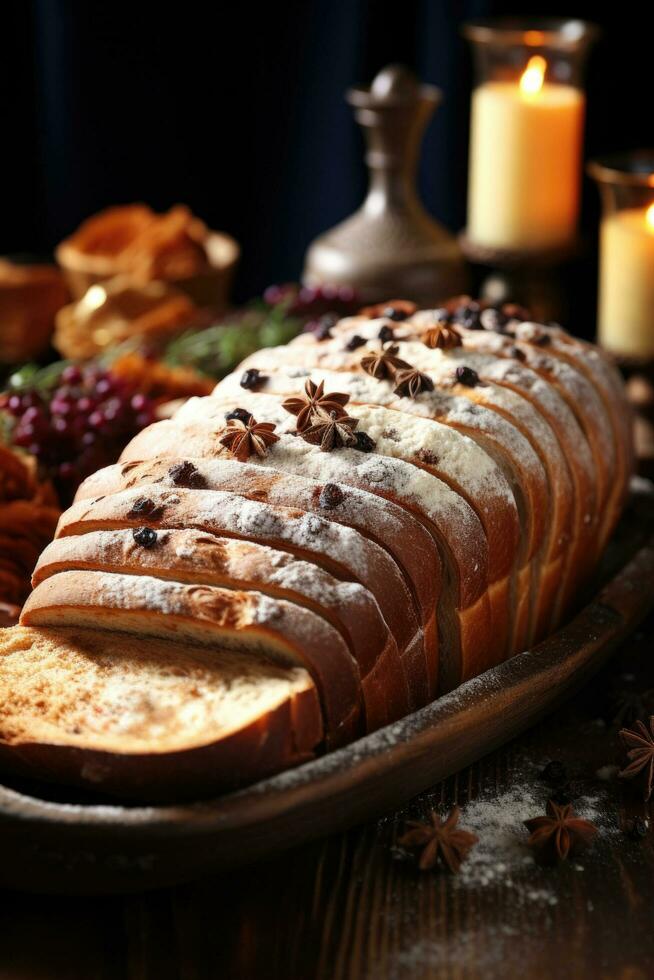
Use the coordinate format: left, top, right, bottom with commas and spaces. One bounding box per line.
455, 366, 480, 387
240, 369, 265, 390
382, 306, 409, 322
128, 497, 163, 520
225, 408, 253, 424
453, 302, 482, 330
314, 313, 339, 340
353, 431, 376, 453
319, 483, 345, 509
132, 527, 157, 548
168, 461, 207, 489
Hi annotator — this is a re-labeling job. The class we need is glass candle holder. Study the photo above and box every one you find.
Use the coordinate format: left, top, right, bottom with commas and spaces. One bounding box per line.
588, 152, 654, 360
463, 18, 598, 254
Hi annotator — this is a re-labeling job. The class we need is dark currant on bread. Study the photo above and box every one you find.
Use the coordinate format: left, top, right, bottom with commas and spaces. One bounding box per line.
455, 366, 480, 388
353, 431, 376, 453
240, 369, 265, 391
225, 408, 253, 424
319, 483, 345, 509
132, 527, 158, 548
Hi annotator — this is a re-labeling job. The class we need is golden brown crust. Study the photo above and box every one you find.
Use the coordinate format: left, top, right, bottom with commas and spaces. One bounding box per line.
23, 571, 362, 748
33, 529, 410, 731
55, 485, 429, 707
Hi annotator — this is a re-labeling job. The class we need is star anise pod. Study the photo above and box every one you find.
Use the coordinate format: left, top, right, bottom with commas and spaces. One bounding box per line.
422, 322, 462, 350
301, 406, 358, 452
524, 799, 597, 862
398, 806, 478, 873
619, 716, 654, 801
218, 416, 279, 462
393, 367, 434, 399
281, 379, 350, 433
360, 343, 410, 380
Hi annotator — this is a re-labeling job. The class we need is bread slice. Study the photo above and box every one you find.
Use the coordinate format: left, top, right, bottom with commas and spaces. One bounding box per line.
270, 324, 599, 628
33, 529, 411, 731
121, 418, 493, 692
240, 326, 594, 635
0, 625, 323, 802
215, 367, 548, 652
22, 571, 363, 748
76, 456, 441, 700
56, 486, 429, 708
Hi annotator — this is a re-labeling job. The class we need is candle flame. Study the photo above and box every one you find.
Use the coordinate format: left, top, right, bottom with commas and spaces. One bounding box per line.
647, 204, 654, 231
520, 55, 546, 96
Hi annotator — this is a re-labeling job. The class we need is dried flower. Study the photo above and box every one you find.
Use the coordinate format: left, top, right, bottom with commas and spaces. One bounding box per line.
398, 806, 478, 873
219, 416, 279, 462
282, 379, 350, 433
619, 716, 654, 801
524, 799, 597, 862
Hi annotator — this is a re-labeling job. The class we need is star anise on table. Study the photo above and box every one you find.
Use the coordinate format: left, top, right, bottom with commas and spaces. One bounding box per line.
422, 322, 462, 350
393, 367, 434, 399
281, 379, 350, 433
360, 343, 410, 380
619, 716, 654, 801
301, 406, 358, 452
523, 799, 598, 863
398, 806, 478, 873
218, 416, 279, 462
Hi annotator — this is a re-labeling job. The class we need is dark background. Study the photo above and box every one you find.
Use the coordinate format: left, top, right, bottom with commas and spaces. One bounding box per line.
3, 0, 653, 306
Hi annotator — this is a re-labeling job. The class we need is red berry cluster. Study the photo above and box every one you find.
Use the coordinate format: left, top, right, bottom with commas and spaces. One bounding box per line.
263, 283, 358, 325
0, 365, 155, 503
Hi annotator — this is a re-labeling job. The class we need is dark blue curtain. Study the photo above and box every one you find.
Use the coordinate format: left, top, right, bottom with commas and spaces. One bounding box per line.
3, 0, 652, 301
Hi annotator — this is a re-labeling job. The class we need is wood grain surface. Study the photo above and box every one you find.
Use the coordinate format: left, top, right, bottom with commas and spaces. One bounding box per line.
1, 611, 653, 979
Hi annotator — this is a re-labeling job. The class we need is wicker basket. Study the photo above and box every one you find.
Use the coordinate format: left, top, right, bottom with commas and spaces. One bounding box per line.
0, 261, 69, 364
56, 229, 239, 315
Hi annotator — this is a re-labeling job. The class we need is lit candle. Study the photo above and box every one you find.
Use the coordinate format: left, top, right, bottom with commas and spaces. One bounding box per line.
467, 55, 585, 251
598, 203, 654, 358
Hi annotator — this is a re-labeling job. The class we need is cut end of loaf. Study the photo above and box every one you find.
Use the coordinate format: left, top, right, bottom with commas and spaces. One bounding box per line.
0, 625, 323, 801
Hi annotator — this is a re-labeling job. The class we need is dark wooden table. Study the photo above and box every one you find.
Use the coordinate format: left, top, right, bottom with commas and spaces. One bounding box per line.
1, 615, 653, 980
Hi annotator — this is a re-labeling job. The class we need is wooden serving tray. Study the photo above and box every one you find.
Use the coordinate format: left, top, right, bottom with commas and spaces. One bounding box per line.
1, 480, 654, 896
